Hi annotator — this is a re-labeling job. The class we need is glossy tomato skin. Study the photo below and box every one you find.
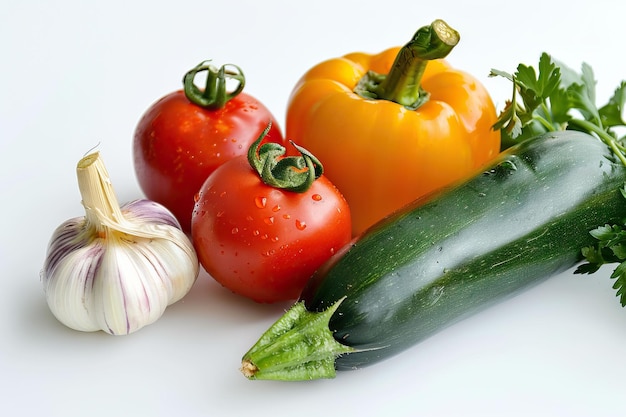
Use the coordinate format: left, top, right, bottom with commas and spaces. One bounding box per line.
191, 155, 352, 303
133, 90, 284, 232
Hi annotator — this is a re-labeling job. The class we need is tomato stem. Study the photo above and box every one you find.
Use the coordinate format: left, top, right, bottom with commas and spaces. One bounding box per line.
183, 60, 245, 109
247, 123, 324, 193
354, 19, 459, 109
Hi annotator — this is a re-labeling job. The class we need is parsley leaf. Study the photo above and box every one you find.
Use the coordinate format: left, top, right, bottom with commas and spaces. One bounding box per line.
576, 193, 626, 307
600, 81, 626, 132
492, 53, 626, 307
490, 52, 626, 163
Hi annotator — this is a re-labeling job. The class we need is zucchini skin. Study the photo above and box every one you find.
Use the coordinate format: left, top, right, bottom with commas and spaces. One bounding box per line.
300, 131, 626, 370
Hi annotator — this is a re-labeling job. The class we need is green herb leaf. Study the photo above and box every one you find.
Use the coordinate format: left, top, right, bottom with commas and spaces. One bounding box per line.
599, 81, 626, 130
576, 247, 605, 274
575, 184, 626, 307
610, 262, 626, 307
494, 54, 626, 307
489, 52, 567, 143
489, 52, 621, 146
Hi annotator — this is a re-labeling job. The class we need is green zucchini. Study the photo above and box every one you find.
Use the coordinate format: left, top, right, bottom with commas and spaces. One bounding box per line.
241, 131, 626, 381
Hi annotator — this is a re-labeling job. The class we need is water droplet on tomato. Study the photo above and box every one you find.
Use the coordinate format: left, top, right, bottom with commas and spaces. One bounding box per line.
193, 192, 200, 203
252, 230, 260, 237
312, 194, 322, 201
216, 211, 225, 218
282, 214, 291, 220
272, 204, 281, 212
264, 216, 275, 225
271, 236, 279, 242
295, 220, 307, 230
261, 249, 276, 257
255, 196, 267, 208
231, 227, 239, 234
246, 215, 254, 222
330, 247, 335, 255
219, 191, 227, 198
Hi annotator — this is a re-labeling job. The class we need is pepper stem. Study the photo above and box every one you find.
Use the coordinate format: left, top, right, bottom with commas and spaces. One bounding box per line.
247, 123, 324, 193
182, 60, 245, 109
241, 298, 354, 381
355, 19, 460, 109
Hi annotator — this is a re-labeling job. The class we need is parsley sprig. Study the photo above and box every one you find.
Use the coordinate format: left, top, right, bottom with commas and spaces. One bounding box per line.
490, 53, 626, 160
490, 53, 626, 306
575, 185, 626, 306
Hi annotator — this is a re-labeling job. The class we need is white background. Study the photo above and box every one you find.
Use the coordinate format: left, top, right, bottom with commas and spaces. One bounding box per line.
2, 1, 626, 416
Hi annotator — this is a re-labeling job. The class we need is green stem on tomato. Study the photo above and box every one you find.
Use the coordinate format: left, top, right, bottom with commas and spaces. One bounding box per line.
182, 60, 245, 109
354, 19, 459, 109
247, 123, 324, 193
241, 298, 354, 381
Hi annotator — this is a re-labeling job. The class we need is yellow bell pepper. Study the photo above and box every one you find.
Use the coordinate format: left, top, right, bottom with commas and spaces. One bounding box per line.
286, 20, 501, 235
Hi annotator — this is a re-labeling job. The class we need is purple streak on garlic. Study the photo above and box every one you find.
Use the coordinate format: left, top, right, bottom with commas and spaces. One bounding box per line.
41, 152, 199, 335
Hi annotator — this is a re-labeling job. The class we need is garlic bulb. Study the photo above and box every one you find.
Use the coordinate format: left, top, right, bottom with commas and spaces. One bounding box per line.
42, 152, 199, 335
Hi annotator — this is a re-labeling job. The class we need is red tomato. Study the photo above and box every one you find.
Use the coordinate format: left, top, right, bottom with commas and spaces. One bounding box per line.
133, 61, 284, 232
191, 135, 352, 303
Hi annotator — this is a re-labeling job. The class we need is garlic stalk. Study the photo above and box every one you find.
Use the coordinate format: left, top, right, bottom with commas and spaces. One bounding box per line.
42, 152, 199, 335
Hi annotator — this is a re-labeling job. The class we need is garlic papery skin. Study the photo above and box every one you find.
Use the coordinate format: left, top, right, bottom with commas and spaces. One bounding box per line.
42, 152, 199, 335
